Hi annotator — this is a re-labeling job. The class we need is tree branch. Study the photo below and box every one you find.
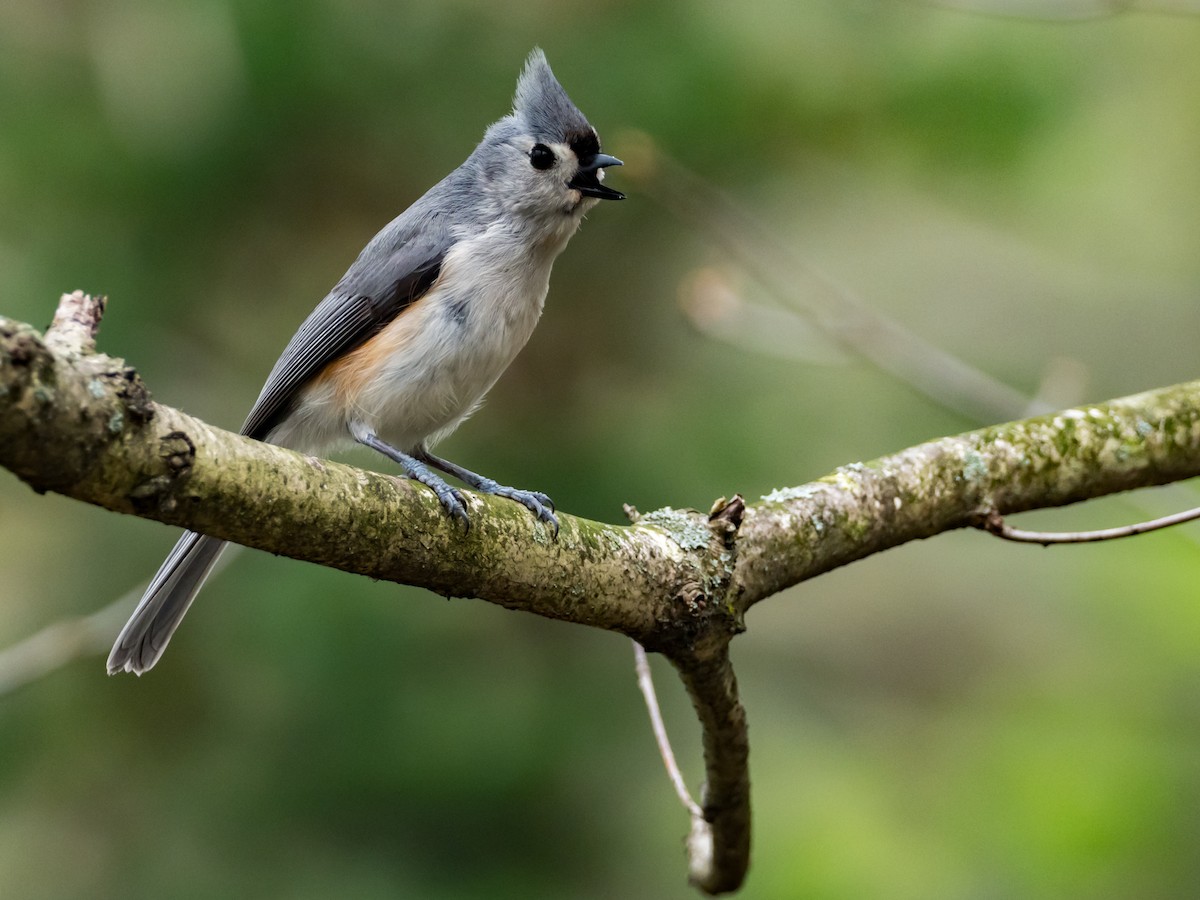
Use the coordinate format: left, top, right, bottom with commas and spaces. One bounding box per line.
4, 294, 1200, 894
672, 645, 751, 894
732, 390, 1200, 611
1, 306, 717, 649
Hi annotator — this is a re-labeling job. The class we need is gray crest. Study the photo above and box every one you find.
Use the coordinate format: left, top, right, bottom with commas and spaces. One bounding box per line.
513, 48, 598, 148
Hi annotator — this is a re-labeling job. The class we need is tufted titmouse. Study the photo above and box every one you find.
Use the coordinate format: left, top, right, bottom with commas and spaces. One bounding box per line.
108, 49, 623, 675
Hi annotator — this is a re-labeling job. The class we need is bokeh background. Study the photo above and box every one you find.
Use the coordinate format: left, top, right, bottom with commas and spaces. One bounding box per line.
3, 1, 1200, 897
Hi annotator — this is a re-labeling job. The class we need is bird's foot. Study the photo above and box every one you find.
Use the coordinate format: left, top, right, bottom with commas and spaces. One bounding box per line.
477, 481, 559, 537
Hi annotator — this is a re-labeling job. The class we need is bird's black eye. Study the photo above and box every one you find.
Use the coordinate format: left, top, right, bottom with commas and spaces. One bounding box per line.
529, 143, 556, 170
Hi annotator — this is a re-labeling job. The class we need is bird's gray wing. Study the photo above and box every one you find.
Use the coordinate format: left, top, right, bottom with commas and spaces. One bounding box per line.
241, 230, 451, 441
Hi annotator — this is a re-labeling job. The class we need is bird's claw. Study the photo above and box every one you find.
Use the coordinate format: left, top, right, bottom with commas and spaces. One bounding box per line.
433, 485, 471, 531
490, 485, 560, 537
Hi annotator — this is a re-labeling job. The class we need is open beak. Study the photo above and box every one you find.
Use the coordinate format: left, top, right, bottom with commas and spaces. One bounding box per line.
568, 153, 625, 201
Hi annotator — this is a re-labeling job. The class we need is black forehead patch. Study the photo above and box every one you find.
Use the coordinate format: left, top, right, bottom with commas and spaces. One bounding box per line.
568, 129, 600, 160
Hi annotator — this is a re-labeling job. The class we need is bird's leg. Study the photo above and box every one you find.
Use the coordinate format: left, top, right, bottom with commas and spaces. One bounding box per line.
354, 430, 470, 529
414, 448, 559, 537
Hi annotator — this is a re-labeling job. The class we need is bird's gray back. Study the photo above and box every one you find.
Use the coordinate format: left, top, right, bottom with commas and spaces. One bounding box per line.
239, 169, 487, 442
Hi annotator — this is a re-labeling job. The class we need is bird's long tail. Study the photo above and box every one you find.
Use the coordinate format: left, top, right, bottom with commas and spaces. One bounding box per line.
107, 532, 228, 675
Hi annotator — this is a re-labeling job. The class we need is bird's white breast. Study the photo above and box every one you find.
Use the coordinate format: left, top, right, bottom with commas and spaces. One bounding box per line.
279, 220, 570, 454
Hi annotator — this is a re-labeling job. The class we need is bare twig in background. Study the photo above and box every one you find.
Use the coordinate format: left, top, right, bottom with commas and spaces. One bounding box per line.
622, 133, 1042, 424
680, 268, 1091, 412
0, 600, 123, 695
973, 505, 1200, 545
0, 546, 240, 697
679, 268, 849, 366
634, 640, 704, 819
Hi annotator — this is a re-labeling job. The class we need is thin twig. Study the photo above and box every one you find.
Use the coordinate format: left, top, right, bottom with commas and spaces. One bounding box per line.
974, 506, 1200, 545
633, 640, 704, 819
0, 546, 241, 694
622, 135, 1040, 423
0, 602, 123, 694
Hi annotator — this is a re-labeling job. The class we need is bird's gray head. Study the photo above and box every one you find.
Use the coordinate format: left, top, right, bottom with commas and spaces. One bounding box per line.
472, 49, 624, 228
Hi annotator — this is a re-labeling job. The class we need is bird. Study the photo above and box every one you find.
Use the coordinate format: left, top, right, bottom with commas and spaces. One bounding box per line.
108, 48, 624, 675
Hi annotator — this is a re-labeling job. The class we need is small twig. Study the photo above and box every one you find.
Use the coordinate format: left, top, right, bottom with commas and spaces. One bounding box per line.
633, 640, 704, 819
0, 546, 241, 694
678, 268, 850, 366
45, 290, 107, 356
974, 506, 1200, 545
620, 134, 1040, 423
0, 602, 123, 694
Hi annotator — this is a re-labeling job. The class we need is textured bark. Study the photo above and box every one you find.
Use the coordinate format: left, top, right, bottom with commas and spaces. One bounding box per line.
5, 295, 1200, 895
733, 384, 1200, 612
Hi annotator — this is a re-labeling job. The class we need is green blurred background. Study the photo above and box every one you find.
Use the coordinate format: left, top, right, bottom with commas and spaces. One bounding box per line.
3, 1, 1200, 897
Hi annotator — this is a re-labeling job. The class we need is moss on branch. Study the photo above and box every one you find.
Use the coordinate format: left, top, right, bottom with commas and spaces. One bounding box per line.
736, 382, 1200, 610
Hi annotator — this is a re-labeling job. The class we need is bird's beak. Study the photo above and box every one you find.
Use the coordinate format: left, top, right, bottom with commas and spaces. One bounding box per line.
568, 153, 625, 201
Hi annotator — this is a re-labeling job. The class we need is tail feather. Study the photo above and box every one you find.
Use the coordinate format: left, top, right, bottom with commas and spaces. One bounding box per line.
107, 532, 228, 675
